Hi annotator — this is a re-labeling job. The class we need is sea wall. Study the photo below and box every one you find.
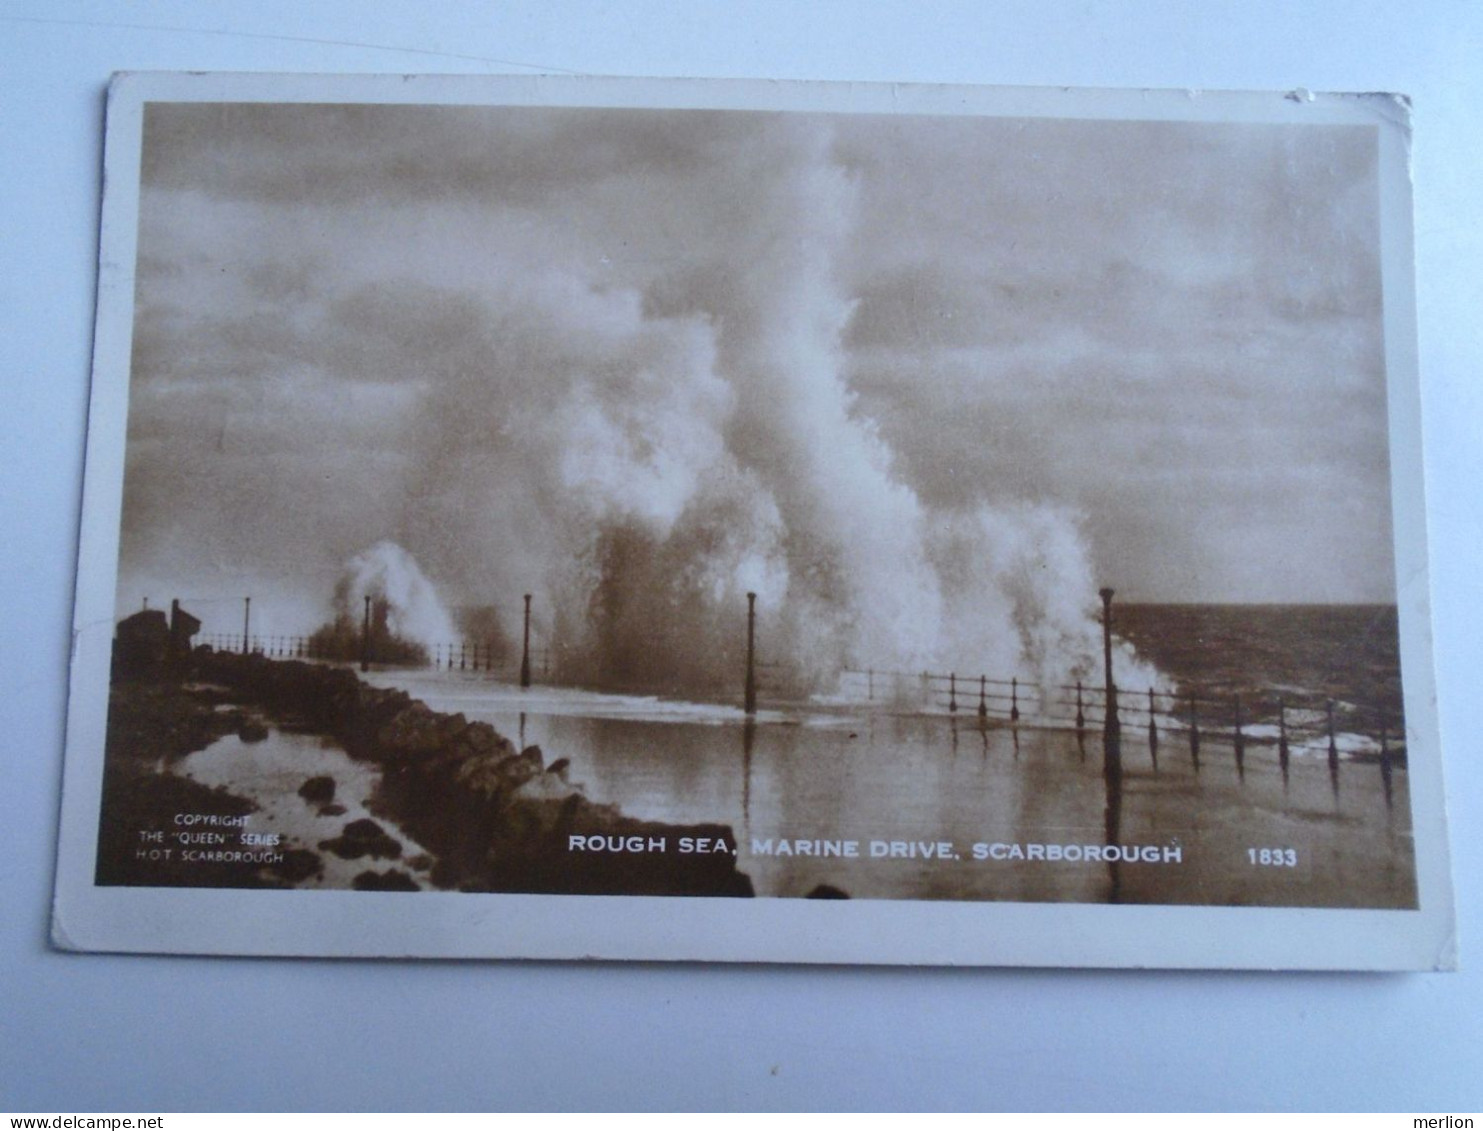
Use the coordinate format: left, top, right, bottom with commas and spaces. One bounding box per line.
119, 649, 754, 897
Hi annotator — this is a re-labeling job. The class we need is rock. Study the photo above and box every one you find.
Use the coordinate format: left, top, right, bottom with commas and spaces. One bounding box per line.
500, 750, 543, 789
460, 722, 505, 757
453, 744, 542, 798
181, 651, 755, 898
375, 702, 445, 760
297, 775, 336, 805
437, 712, 470, 742
806, 884, 851, 899
450, 752, 508, 799
271, 849, 323, 884
237, 719, 270, 743
352, 868, 420, 892
429, 858, 463, 890
318, 817, 403, 861
515, 772, 581, 803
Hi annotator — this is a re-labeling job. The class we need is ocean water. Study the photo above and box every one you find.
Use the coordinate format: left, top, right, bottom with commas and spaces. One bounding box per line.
179, 726, 439, 890
1114, 604, 1403, 740
356, 604, 1416, 907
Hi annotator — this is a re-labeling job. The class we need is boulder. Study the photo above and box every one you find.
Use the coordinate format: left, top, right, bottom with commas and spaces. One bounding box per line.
318, 817, 403, 861
806, 884, 851, 899
352, 868, 420, 892
237, 719, 269, 743
297, 775, 336, 805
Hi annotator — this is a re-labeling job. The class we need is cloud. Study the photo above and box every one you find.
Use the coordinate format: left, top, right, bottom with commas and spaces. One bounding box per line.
118, 100, 1396, 680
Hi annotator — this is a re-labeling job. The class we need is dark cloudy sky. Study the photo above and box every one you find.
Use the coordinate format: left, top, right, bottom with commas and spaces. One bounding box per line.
119, 99, 1393, 642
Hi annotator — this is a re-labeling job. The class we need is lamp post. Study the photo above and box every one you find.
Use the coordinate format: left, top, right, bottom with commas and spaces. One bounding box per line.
1099, 587, 1121, 769
744, 592, 757, 716
361, 594, 371, 672
520, 593, 532, 689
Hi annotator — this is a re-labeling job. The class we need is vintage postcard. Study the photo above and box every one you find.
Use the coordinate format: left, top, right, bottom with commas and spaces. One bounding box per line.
53, 73, 1455, 968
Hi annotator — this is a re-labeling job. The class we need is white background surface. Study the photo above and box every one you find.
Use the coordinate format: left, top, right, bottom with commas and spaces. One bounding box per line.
2, 1, 1479, 1112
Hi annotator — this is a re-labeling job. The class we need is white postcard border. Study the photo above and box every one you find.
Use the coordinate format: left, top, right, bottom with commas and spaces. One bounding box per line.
53, 71, 1455, 970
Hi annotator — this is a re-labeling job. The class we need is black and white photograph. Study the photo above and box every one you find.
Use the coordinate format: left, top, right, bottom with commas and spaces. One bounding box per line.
53, 74, 1452, 967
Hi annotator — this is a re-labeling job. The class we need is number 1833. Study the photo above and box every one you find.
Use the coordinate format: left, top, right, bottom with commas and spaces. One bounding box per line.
1247, 847, 1298, 867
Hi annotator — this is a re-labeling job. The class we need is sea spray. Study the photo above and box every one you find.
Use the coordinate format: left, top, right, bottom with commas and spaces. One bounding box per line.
713, 119, 946, 683
382, 117, 1166, 697
334, 541, 458, 654
925, 504, 1160, 698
